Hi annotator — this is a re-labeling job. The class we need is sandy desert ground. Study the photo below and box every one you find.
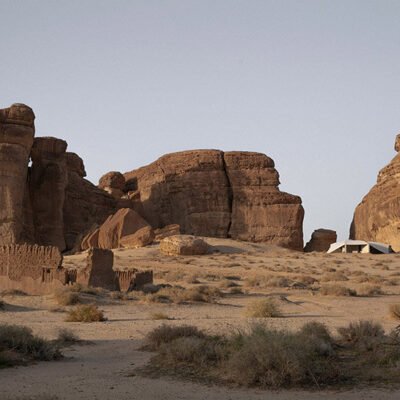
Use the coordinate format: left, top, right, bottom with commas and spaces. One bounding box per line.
1, 238, 400, 400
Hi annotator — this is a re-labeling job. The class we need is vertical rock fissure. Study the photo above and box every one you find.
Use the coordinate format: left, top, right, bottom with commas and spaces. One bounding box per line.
221, 152, 233, 237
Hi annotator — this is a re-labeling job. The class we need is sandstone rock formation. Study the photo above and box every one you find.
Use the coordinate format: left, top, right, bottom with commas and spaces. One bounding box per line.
98, 171, 125, 199
154, 224, 181, 242
304, 229, 337, 252
0, 104, 35, 244
98, 208, 150, 249
30, 137, 68, 250
350, 135, 400, 251
124, 150, 304, 250
63, 153, 117, 250
160, 235, 210, 256
120, 226, 154, 248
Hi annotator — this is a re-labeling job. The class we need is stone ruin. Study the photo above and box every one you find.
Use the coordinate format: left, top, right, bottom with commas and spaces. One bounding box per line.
0, 244, 152, 294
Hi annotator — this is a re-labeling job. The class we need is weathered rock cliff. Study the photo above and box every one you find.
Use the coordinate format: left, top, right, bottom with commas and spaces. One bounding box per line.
124, 150, 304, 250
350, 135, 400, 251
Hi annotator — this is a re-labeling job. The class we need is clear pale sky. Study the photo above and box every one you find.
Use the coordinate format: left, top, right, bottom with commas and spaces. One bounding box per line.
1, 0, 399, 242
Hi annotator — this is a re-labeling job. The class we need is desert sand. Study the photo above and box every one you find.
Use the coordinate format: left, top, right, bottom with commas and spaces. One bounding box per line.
1, 238, 400, 400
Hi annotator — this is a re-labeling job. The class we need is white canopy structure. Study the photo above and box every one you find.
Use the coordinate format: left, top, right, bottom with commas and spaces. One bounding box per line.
327, 240, 394, 254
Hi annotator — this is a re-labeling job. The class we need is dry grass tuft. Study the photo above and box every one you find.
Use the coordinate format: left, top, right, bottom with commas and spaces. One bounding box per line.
150, 312, 171, 320
356, 284, 384, 297
319, 284, 356, 297
244, 298, 281, 318
65, 304, 106, 322
0, 324, 61, 367
0, 299, 5, 310
0, 289, 27, 296
53, 288, 82, 306
389, 304, 400, 320
146, 285, 222, 304
56, 328, 80, 346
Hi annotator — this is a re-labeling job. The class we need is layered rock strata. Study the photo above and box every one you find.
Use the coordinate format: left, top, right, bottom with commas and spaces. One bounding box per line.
124, 150, 304, 250
350, 135, 400, 251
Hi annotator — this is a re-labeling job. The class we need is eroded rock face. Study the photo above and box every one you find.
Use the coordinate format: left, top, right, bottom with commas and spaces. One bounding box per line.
350, 136, 400, 251
124, 150, 304, 250
0, 104, 35, 244
120, 226, 154, 248
304, 229, 337, 252
160, 235, 210, 256
30, 137, 68, 250
98, 208, 150, 249
224, 152, 304, 250
63, 156, 117, 250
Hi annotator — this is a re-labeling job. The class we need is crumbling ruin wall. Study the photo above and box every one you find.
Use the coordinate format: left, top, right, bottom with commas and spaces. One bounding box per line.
0, 244, 67, 294
115, 269, 153, 292
77, 248, 116, 290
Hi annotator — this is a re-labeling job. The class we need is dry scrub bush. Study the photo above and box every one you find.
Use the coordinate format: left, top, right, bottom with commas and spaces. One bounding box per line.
56, 328, 80, 345
0, 299, 5, 310
65, 304, 106, 322
319, 284, 356, 297
389, 304, 400, 320
0, 289, 27, 296
320, 272, 348, 282
143, 322, 338, 388
356, 284, 384, 297
53, 288, 82, 306
146, 285, 222, 304
145, 324, 205, 351
0, 324, 61, 367
244, 298, 281, 318
150, 312, 170, 320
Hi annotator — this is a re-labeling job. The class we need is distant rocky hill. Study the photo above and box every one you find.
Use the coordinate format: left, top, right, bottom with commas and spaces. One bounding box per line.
350, 135, 400, 251
0, 103, 304, 251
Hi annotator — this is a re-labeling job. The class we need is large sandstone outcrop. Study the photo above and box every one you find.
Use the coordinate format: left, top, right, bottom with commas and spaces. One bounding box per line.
350, 135, 400, 251
63, 152, 117, 250
160, 235, 210, 256
0, 104, 35, 244
304, 229, 337, 252
124, 150, 304, 250
30, 137, 68, 250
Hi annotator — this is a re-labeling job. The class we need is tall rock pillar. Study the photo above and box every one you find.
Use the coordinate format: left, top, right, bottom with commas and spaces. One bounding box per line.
0, 104, 35, 244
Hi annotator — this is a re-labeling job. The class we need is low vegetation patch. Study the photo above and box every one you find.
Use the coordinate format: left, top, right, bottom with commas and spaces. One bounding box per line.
140, 320, 400, 388
244, 298, 281, 318
65, 304, 106, 322
356, 284, 384, 297
53, 288, 82, 306
389, 304, 400, 320
56, 328, 80, 346
319, 284, 356, 297
0, 299, 5, 310
146, 285, 223, 304
0, 324, 61, 368
150, 312, 171, 320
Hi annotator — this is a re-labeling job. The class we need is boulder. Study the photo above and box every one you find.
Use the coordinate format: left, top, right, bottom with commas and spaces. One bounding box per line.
154, 224, 181, 241
99, 171, 125, 190
124, 150, 304, 250
160, 235, 210, 256
304, 229, 337, 252
81, 226, 100, 250
0, 104, 35, 244
65, 152, 86, 177
98, 208, 150, 249
350, 135, 400, 251
120, 226, 154, 248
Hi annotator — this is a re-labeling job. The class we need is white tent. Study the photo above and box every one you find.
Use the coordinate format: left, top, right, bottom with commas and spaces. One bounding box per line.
327, 240, 394, 254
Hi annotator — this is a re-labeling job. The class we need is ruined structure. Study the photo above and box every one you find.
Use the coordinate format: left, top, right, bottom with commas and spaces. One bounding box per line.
350, 135, 400, 251
123, 150, 304, 250
76, 248, 115, 290
0, 244, 67, 294
115, 269, 153, 292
